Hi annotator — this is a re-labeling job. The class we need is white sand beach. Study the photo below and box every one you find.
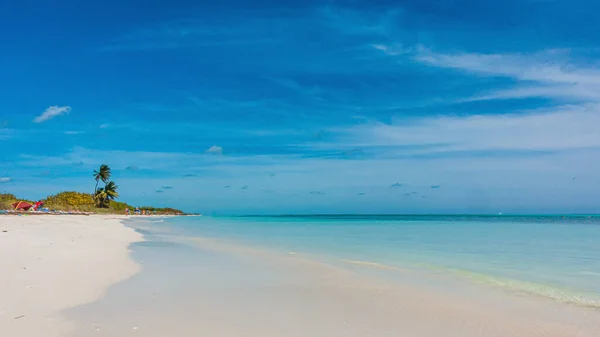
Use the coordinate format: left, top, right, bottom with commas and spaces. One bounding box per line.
0, 215, 142, 337
2, 215, 600, 337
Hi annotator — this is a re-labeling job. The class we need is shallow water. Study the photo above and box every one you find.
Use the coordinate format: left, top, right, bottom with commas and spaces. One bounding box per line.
146, 215, 600, 307
66, 216, 600, 337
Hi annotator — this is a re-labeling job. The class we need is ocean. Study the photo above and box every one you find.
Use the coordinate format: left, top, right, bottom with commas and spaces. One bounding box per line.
139, 214, 600, 308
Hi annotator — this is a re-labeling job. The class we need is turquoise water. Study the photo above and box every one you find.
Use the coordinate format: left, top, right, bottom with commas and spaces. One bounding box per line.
145, 215, 600, 307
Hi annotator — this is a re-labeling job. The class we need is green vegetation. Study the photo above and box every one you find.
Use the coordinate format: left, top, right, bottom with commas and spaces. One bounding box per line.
94, 181, 119, 208
45, 191, 94, 211
93, 164, 119, 208
3, 190, 184, 214
1, 164, 185, 214
139, 206, 185, 214
0, 193, 18, 209
0, 193, 33, 210
93, 164, 111, 195
109, 201, 134, 212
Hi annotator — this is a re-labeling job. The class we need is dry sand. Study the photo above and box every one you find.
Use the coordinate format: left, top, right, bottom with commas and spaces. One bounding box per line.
0, 215, 142, 337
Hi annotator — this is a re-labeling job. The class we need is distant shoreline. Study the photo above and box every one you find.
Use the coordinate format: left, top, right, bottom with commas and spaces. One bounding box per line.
0, 211, 186, 216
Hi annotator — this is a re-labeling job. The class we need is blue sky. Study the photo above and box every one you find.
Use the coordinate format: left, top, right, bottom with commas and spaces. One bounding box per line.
1, 0, 600, 214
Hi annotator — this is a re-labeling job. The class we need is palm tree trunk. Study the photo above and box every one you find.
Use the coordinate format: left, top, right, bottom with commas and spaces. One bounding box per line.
103, 181, 108, 207
94, 179, 99, 195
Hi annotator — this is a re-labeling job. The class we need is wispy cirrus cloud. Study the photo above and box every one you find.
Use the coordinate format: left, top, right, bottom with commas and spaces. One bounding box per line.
33, 106, 71, 123
100, 14, 295, 52
0, 177, 11, 183
333, 103, 600, 154
406, 47, 600, 102
101, 6, 398, 53
414, 48, 592, 84
370, 43, 407, 56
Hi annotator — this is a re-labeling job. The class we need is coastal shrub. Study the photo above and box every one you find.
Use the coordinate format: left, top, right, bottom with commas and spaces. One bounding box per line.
109, 201, 134, 212
139, 206, 184, 214
44, 191, 94, 210
1, 190, 185, 214
0, 193, 18, 201
0, 193, 35, 210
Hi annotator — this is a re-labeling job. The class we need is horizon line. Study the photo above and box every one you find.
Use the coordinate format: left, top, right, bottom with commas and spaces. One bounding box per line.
219, 213, 600, 217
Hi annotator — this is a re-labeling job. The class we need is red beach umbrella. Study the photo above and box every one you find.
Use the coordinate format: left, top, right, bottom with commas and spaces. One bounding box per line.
12, 201, 33, 211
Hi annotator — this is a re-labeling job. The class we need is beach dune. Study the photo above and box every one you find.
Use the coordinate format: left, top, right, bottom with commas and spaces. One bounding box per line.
0, 215, 142, 337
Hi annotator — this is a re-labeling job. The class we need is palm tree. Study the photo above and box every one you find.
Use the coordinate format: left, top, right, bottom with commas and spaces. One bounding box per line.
103, 181, 119, 206
94, 181, 119, 208
93, 164, 111, 195
94, 188, 107, 208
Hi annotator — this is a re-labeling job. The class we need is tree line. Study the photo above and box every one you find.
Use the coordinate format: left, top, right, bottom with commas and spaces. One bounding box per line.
1, 164, 184, 214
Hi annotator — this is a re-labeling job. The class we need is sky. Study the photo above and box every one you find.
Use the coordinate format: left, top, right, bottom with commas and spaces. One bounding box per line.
1, 0, 600, 214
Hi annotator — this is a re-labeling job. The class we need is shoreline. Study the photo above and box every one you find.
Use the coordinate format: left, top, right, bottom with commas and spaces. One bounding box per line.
3, 215, 600, 337
0, 215, 143, 337
68, 219, 600, 337
188, 235, 600, 310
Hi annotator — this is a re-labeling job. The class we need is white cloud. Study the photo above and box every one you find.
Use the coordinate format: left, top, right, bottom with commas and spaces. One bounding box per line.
99, 124, 110, 129
414, 48, 600, 85
334, 104, 600, 153
371, 44, 600, 102
33, 106, 71, 123
0, 177, 11, 183
370, 43, 406, 56
460, 85, 600, 103
206, 145, 223, 155
65, 131, 84, 135
415, 47, 600, 102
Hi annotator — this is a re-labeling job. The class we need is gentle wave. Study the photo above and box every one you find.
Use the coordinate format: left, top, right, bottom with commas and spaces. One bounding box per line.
341, 259, 600, 308
153, 216, 600, 309
342, 259, 412, 273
